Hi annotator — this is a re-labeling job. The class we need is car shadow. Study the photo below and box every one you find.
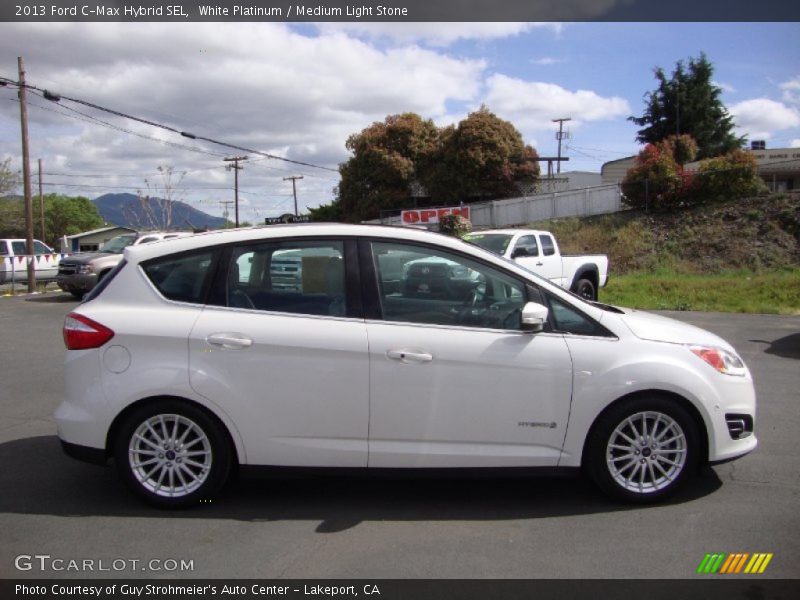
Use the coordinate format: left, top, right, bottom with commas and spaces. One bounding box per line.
1, 436, 723, 531
749, 333, 800, 360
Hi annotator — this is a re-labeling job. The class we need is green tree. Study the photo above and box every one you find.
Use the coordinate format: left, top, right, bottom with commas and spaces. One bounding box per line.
37, 194, 104, 246
0, 158, 19, 196
423, 106, 539, 204
335, 113, 439, 223
629, 53, 744, 159
320, 108, 540, 222
692, 150, 765, 203
621, 140, 688, 212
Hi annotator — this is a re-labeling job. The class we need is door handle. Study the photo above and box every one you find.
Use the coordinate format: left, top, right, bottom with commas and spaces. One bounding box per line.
536, 262, 544, 266
207, 333, 253, 350
387, 349, 433, 363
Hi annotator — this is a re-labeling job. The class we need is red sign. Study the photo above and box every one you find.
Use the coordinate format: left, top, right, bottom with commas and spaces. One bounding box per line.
401, 206, 470, 225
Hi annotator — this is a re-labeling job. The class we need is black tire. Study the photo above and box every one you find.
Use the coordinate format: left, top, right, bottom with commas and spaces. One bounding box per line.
584, 396, 700, 503
573, 277, 596, 301
114, 401, 232, 508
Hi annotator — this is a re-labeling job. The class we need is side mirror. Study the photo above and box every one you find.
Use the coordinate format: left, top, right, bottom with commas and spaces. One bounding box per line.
511, 247, 527, 258
521, 302, 549, 333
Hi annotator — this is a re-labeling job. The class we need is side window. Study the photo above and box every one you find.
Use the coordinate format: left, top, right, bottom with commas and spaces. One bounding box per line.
221, 240, 347, 317
0, 242, 8, 256
142, 250, 215, 304
371, 241, 526, 330
546, 293, 609, 337
540, 235, 556, 257
33, 241, 51, 254
11, 241, 26, 255
513, 235, 539, 257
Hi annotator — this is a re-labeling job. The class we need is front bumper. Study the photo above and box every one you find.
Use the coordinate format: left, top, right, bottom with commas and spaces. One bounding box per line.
57, 273, 98, 293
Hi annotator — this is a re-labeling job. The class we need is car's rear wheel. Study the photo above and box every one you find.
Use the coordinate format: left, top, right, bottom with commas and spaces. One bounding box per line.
585, 397, 700, 503
114, 401, 231, 507
573, 277, 596, 301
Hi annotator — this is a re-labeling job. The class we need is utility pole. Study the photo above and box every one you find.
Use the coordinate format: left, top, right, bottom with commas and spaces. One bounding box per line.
552, 117, 571, 175
38, 158, 45, 241
219, 200, 234, 227
18, 57, 35, 292
224, 156, 247, 227
283, 175, 304, 216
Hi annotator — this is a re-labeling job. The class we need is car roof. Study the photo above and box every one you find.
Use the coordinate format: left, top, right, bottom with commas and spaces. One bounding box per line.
124, 224, 477, 262
468, 229, 547, 236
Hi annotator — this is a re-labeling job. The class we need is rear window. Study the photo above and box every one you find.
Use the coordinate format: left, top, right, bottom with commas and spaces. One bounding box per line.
142, 251, 216, 304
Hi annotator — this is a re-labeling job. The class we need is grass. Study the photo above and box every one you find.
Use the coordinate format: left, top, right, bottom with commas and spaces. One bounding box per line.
599, 268, 800, 315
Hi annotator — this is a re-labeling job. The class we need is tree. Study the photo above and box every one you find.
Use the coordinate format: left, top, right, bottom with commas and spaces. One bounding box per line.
321, 108, 540, 223
629, 53, 744, 159
0, 158, 19, 196
692, 150, 765, 203
0, 193, 104, 247
622, 134, 764, 212
335, 113, 439, 223
423, 106, 540, 204
125, 166, 186, 230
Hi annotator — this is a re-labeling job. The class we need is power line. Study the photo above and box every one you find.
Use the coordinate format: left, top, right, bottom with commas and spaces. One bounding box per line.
0, 76, 340, 173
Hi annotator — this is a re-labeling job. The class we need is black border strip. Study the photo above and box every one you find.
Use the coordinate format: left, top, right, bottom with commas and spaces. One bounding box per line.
3, 0, 799, 23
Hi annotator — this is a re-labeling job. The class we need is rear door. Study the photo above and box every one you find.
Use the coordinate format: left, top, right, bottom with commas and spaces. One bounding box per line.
188, 238, 370, 467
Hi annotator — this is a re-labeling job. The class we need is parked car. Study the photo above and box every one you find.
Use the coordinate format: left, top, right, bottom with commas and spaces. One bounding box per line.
463, 229, 608, 301
56, 224, 756, 507
0, 238, 61, 283
57, 231, 192, 298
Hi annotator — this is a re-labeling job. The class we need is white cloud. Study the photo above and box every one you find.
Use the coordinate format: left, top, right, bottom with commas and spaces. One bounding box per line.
0, 22, 488, 214
483, 74, 631, 134
531, 57, 566, 66
729, 98, 800, 140
714, 81, 736, 93
780, 76, 800, 104
791, 139, 800, 148
313, 23, 561, 47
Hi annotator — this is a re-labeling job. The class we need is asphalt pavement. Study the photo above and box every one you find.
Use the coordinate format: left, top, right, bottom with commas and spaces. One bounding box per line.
0, 292, 798, 579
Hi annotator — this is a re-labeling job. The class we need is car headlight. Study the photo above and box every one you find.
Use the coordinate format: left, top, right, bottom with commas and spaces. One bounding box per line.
77, 264, 94, 275
689, 345, 747, 377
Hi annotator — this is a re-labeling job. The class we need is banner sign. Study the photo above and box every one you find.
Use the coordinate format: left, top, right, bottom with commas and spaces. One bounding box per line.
401, 206, 471, 226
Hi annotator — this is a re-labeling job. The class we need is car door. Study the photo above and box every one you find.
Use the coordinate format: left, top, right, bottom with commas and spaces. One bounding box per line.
537, 233, 566, 287
188, 238, 370, 467
364, 240, 573, 468
509, 234, 542, 272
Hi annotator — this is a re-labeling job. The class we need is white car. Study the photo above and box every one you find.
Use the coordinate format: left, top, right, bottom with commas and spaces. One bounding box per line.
55, 224, 756, 507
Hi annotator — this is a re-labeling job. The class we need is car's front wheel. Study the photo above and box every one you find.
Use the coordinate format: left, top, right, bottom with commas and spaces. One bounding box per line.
585, 397, 700, 503
114, 401, 232, 507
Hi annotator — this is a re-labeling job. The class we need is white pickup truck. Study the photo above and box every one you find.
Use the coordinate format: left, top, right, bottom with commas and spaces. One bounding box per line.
0, 238, 61, 284
463, 229, 608, 301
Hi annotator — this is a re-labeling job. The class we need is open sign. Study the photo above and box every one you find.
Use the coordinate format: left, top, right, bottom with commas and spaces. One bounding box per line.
401, 207, 471, 225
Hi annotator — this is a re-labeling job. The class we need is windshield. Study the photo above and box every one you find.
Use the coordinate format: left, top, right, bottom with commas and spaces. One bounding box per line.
102, 235, 137, 253
463, 233, 513, 255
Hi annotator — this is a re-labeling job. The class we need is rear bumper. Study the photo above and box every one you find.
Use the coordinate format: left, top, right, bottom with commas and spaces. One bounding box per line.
59, 439, 108, 466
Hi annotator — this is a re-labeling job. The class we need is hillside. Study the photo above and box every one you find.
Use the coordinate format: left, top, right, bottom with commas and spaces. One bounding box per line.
93, 193, 228, 231
532, 193, 800, 275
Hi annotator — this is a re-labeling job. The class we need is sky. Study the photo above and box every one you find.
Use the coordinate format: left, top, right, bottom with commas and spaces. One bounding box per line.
1, 21, 799, 223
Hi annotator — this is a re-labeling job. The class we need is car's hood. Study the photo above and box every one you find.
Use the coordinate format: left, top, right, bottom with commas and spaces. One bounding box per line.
618, 309, 735, 351
61, 252, 114, 264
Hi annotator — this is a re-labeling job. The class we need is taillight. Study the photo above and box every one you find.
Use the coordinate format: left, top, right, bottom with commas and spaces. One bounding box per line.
63, 313, 115, 350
